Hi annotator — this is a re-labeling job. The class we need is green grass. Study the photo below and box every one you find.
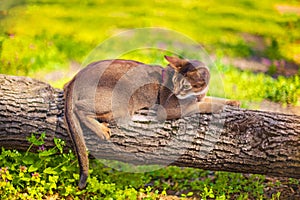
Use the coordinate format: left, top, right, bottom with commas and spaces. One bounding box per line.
216, 61, 300, 106
0, 0, 299, 106
0, 133, 293, 199
0, 0, 299, 77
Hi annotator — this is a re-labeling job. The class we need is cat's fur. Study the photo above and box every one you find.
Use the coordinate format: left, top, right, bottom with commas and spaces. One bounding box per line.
64, 56, 239, 189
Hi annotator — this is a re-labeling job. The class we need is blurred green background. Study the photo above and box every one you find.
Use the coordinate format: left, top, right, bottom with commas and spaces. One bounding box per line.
0, 0, 299, 107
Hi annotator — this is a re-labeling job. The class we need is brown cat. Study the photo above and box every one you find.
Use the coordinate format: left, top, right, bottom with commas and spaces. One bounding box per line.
64, 55, 239, 189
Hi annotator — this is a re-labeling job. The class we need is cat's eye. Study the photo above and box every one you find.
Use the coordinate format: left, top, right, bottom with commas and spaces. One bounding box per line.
183, 84, 191, 89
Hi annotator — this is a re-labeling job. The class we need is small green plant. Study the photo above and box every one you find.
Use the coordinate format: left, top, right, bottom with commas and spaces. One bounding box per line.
201, 185, 215, 200
0, 133, 81, 199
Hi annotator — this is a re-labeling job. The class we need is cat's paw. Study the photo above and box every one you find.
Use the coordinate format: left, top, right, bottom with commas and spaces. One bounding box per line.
225, 100, 240, 107
99, 122, 111, 139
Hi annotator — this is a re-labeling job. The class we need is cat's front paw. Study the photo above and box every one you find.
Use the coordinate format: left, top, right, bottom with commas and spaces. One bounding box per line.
225, 100, 240, 107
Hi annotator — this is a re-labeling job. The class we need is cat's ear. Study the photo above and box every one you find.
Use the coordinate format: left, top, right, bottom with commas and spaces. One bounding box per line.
164, 55, 187, 71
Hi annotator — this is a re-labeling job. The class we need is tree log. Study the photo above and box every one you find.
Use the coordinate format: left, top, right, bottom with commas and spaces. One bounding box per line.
0, 74, 299, 178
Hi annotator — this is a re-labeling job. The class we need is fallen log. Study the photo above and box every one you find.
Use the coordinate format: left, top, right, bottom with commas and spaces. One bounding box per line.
0, 74, 299, 178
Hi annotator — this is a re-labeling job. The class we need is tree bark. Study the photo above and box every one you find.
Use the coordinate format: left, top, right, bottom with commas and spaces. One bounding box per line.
0, 74, 299, 179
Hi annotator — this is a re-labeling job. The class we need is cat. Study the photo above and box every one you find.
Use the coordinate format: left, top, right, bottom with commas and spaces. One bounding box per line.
63, 55, 239, 189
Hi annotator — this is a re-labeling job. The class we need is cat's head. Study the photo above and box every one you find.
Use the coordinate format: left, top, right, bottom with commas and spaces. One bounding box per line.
165, 55, 210, 100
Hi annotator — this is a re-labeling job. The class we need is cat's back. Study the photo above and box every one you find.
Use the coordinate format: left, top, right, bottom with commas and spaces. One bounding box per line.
65, 59, 162, 100
72, 59, 143, 86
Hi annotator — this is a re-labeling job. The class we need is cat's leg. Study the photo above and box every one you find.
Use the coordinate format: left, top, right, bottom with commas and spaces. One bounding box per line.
202, 96, 240, 107
182, 97, 240, 116
162, 97, 239, 119
75, 100, 111, 140
182, 102, 223, 115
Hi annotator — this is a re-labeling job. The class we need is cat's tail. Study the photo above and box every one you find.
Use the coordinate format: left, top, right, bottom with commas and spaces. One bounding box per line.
63, 79, 89, 189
